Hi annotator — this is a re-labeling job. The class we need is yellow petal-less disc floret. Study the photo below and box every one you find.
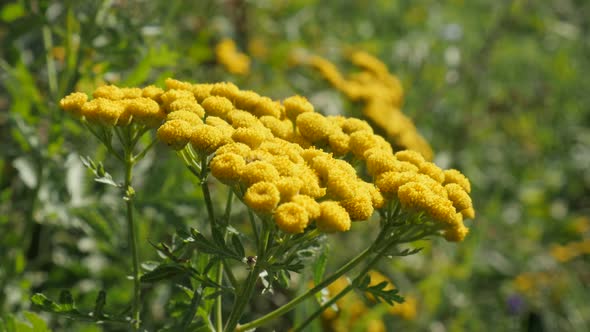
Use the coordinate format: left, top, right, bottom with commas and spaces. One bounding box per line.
240, 161, 281, 186
291, 195, 321, 219
296, 112, 335, 143
125, 97, 165, 127
394, 150, 426, 167
167, 110, 204, 126
190, 124, 228, 154
443, 169, 472, 193
244, 181, 281, 213
142, 85, 164, 103
445, 183, 473, 212
274, 202, 310, 234
284, 95, 314, 121
156, 119, 195, 150
81, 98, 125, 126
59, 92, 88, 116
168, 99, 205, 118
93, 85, 125, 100
210, 152, 245, 184
316, 201, 351, 233
202, 96, 234, 118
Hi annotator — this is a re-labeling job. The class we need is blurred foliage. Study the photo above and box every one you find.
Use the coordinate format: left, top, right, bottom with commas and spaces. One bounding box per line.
1, 0, 589, 331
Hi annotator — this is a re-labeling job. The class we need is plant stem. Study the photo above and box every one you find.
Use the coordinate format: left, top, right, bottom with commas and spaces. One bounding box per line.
235, 244, 374, 332
124, 150, 141, 331
224, 224, 271, 332
200, 155, 216, 229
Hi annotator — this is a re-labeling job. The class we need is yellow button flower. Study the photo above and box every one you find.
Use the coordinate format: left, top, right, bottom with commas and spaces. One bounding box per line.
445, 183, 473, 213
210, 152, 246, 184
202, 96, 234, 118
275, 176, 304, 200
274, 202, 310, 234
394, 150, 425, 167
168, 99, 205, 118
296, 112, 335, 143
244, 181, 281, 213
291, 195, 321, 219
156, 119, 195, 150
81, 98, 125, 126
190, 124, 228, 154
92, 85, 124, 100
443, 169, 472, 193
142, 85, 164, 102
419, 161, 445, 183
125, 97, 165, 127
316, 201, 351, 232
284, 95, 314, 120
59, 92, 88, 116
240, 161, 280, 186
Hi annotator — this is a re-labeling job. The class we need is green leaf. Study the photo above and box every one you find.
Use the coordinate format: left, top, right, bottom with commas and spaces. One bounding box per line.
93, 291, 106, 318
22, 312, 51, 332
13, 157, 37, 189
31, 293, 61, 312
58, 290, 75, 311
231, 234, 245, 259
358, 278, 404, 306
140, 263, 188, 283
1, 3, 26, 22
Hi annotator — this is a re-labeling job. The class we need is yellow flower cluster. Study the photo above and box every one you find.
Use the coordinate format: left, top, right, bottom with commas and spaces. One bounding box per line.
307, 52, 433, 160
215, 38, 251, 75
320, 271, 417, 332
513, 271, 568, 303
360, 145, 473, 241
550, 239, 590, 263
153, 78, 384, 234
59, 85, 167, 127
62, 78, 474, 240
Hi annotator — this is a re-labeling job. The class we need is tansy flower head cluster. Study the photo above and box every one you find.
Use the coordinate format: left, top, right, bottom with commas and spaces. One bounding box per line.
306, 52, 433, 160
61, 78, 474, 241
216, 38, 251, 75
59, 85, 167, 127
154, 78, 384, 234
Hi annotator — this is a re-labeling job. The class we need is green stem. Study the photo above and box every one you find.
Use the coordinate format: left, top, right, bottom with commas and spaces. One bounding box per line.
235, 244, 374, 332
224, 224, 272, 332
124, 150, 141, 331
200, 156, 216, 228
42, 25, 57, 98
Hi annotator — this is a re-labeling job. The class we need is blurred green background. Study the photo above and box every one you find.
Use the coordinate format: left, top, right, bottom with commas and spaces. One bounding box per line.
1, 0, 589, 331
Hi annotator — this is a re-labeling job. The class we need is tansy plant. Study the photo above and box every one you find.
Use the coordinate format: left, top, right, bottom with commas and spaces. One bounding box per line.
37, 77, 474, 331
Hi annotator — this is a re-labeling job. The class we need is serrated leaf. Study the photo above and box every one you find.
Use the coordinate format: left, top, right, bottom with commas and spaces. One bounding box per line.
360, 280, 404, 305
94, 174, 119, 187
211, 227, 225, 248
23, 311, 51, 332
31, 293, 61, 312
93, 290, 106, 318
231, 234, 245, 258
140, 263, 187, 283
58, 290, 75, 311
